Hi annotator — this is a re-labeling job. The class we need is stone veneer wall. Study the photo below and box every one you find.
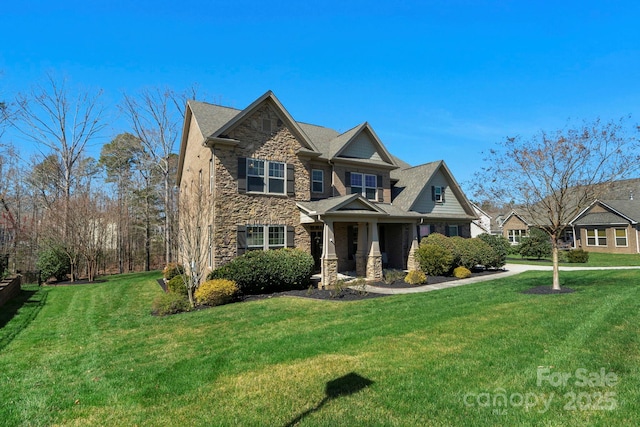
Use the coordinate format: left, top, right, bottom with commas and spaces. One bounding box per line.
212, 103, 312, 267
0, 276, 21, 308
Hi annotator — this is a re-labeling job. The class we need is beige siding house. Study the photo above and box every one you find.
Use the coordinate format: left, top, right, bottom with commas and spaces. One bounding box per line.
177, 91, 477, 287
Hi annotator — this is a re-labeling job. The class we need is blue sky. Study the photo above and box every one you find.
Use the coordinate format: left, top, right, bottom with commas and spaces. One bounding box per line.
1, 1, 639, 191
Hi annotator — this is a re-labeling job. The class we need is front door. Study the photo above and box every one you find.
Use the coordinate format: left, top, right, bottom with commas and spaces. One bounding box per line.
310, 229, 323, 273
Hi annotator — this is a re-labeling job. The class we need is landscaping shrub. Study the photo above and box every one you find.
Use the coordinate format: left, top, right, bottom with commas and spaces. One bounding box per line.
518, 228, 552, 259
36, 246, 70, 281
567, 249, 589, 263
163, 263, 185, 280
421, 233, 455, 252
453, 266, 472, 279
477, 233, 510, 268
450, 237, 495, 269
208, 248, 314, 295
167, 275, 188, 295
151, 292, 190, 316
416, 243, 454, 276
404, 270, 427, 285
383, 269, 406, 284
195, 279, 238, 306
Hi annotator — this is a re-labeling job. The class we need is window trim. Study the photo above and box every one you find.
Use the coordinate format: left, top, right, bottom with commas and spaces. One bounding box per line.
508, 229, 527, 244
350, 172, 377, 200
615, 228, 628, 247
311, 169, 324, 193
586, 228, 607, 246
246, 158, 286, 195
245, 224, 287, 251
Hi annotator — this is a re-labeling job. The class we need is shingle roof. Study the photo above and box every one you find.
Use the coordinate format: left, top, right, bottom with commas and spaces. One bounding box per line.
601, 199, 640, 222
389, 161, 441, 211
572, 211, 630, 226
188, 100, 240, 138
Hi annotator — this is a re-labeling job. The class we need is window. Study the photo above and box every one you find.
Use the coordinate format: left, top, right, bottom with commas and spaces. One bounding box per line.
432, 186, 445, 203
350, 172, 377, 200
247, 159, 265, 192
246, 158, 285, 194
615, 228, 627, 247
447, 225, 459, 237
245, 225, 287, 251
268, 162, 285, 194
268, 226, 285, 249
586, 229, 607, 246
312, 169, 324, 193
246, 225, 265, 250
508, 229, 526, 244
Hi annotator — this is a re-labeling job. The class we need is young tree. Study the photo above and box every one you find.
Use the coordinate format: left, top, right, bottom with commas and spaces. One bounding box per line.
477, 117, 639, 290
177, 179, 214, 307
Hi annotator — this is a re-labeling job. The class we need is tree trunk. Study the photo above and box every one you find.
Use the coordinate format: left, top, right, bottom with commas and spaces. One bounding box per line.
552, 238, 561, 290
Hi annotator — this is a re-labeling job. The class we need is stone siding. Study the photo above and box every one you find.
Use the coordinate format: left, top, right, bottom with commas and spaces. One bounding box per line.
212, 103, 311, 267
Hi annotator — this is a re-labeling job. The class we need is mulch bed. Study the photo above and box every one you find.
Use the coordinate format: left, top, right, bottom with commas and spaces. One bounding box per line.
154, 269, 508, 303
369, 269, 505, 289
521, 286, 576, 295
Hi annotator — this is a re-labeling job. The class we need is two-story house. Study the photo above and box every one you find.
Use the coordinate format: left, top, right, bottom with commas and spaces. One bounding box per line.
176, 91, 477, 287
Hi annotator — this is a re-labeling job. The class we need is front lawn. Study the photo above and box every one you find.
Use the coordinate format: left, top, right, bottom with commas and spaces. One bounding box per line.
507, 251, 640, 267
1, 270, 639, 425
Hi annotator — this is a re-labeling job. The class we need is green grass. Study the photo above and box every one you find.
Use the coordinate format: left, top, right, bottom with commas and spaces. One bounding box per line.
507, 251, 640, 267
1, 270, 639, 426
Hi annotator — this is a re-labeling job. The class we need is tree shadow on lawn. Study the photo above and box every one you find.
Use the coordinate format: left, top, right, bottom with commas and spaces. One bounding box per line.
0, 288, 47, 351
284, 372, 374, 427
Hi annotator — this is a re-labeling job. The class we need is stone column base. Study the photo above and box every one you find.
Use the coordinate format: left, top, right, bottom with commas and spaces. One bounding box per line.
355, 253, 367, 277
407, 245, 419, 271
321, 257, 338, 289
366, 255, 383, 281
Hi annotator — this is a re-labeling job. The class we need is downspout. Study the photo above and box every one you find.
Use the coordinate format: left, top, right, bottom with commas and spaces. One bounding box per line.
329, 160, 335, 197
636, 226, 639, 254
572, 224, 577, 249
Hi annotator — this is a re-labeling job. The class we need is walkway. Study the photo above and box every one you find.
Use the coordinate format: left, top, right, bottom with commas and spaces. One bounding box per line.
358, 263, 640, 295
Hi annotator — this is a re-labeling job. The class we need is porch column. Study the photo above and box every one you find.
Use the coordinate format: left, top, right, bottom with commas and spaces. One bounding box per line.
321, 219, 338, 288
406, 223, 420, 271
366, 220, 383, 280
355, 222, 367, 277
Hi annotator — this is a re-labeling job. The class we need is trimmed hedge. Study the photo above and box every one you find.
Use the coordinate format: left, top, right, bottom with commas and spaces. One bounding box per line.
567, 249, 589, 263
416, 243, 454, 276
167, 275, 188, 295
453, 266, 472, 279
195, 279, 238, 306
208, 248, 314, 295
404, 270, 427, 285
163, 263, 185, 280
151, 292, 190, 316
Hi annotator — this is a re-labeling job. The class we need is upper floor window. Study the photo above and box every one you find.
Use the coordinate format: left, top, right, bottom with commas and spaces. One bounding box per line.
312, 169, 324, 193
432, 186, 445, 203
246, 158, 285, 194
350, 172, 377, 200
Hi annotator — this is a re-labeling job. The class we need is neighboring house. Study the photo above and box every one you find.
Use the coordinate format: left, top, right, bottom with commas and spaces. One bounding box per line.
500, 210, 531, 245
176, 91, 477, 287
470, 202, 492, 237
570, 200, 640, 254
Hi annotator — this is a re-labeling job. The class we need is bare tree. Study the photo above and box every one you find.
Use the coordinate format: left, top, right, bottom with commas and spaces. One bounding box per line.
477, 117, 639, 290
120, 87, 188, 266
177, 179, 214, 307
11, 73, 105, 237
